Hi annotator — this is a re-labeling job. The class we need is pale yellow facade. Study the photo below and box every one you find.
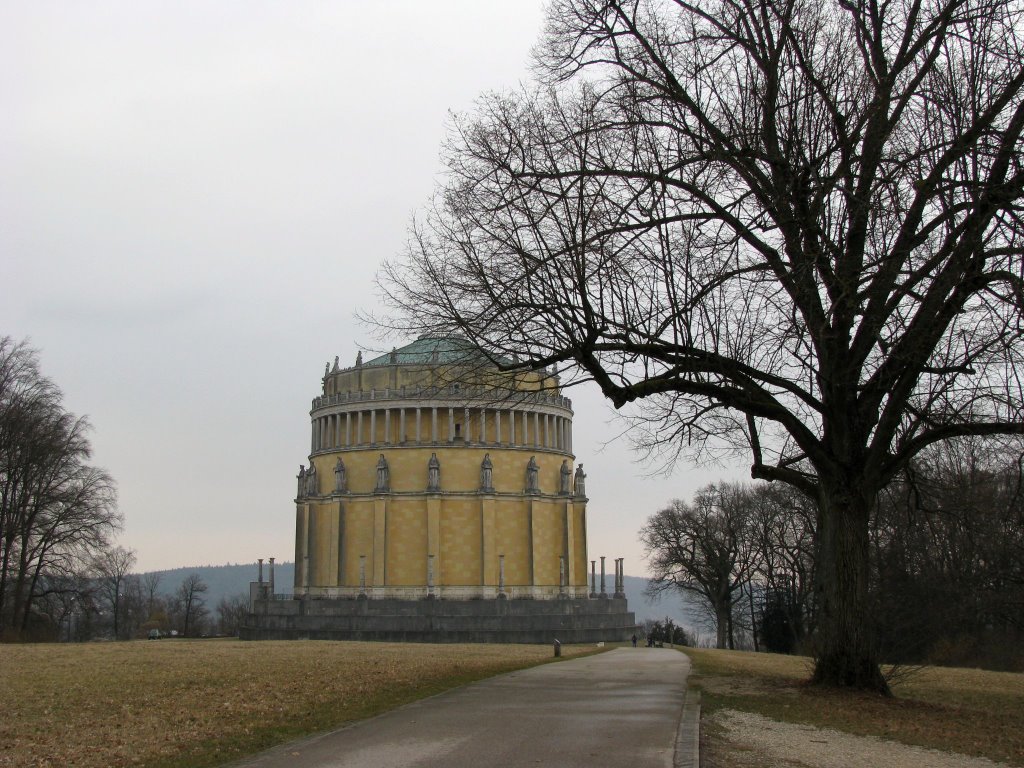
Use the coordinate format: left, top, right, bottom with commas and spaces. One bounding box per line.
293, 338, 590, 600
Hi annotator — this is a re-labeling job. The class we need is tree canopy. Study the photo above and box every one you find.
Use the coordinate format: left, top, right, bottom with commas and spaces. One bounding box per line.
0, 337, 120, 638
382, 0, 1024, 691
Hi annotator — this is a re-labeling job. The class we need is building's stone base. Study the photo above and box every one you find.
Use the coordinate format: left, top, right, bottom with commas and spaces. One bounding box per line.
240, 596, 636, 644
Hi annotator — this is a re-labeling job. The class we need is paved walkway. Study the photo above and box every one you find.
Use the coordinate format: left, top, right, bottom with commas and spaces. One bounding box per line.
232, 647, 693, 768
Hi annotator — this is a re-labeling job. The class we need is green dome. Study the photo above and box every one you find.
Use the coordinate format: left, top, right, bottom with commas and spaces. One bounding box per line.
363, 336, 508, 367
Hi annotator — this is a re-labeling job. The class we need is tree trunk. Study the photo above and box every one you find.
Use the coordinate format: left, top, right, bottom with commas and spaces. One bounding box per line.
714, 604, 729, 649
812, 487, 890, 693
748, 588, 759, 652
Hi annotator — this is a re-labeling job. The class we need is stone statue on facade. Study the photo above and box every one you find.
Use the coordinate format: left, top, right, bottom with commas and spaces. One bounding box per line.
332, 355, 340, 372
334, 457, 347, 493
324, 362, 330, 377
355, 351, 363, 367
305, 461, 318, 496
574, 463, 586, 497
525, 456, 539, 494
375, 453, 390, 492
427, 452, 441, 492
297, 465, 306, 498
480, 453, 494, 493
559, 459, 571, 494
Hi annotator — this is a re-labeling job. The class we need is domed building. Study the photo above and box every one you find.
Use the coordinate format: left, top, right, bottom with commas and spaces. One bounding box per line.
243, 336, 634, 643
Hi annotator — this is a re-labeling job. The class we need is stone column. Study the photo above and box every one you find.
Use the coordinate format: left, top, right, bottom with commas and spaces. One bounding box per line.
370, 410, 377, 445
384, 409, 391, 445
399, 408, 406, 443
509, 409, 516, 445
481, 496, 496, 588
426, 554, 436, 599
590, 560, 596, 597
481, 407, 487, 443
358, 555, 367, 598
258, 558, 264, 584
496, 409, 502, 444
533, 411, 540, 447
427, 496, 441, 579
372, 497, 387, 587
464, 406, 471, 442
336, 500, 346, 588
522, 410, 529, 445
600, 556, 607, 598
559, 555, 566, 597
357, 411, 364, 445
565, 501, 578, 587
498, 554, 506, 598
294, 506, 308, 590
345, 412, 352, 447
448, 407, 455, 442
416, 407, 422, 443
269, 557, 275, 595
544, 414, 550, 447
431, 407, 438, 442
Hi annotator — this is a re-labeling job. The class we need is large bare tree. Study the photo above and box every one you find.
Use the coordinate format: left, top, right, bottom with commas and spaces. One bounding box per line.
93, 546, 137, 640
641, 483, 760, 649
0, 337, 120, 638
382, 0, 1024, 690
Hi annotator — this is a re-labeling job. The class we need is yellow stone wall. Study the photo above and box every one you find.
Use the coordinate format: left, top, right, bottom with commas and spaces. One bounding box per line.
341, 501, 374, 585
308, 448, 572, 497
385, 499, 427, 585
494, 499, 530, 584
439, 499, 482, 585
297, 491, 587, 589
297, 355, 588, 597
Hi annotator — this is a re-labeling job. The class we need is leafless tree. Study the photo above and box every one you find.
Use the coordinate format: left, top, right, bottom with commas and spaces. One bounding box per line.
872, 436, 1024, 666
216, 593, 249, 637
749, 484, 817, 652
0, 337, 120, 639
381, 0, 1024, 691
93, 546, 136, 640
640, 483, 759, 649
174, 573, 208, 638
141, 570, 163, 621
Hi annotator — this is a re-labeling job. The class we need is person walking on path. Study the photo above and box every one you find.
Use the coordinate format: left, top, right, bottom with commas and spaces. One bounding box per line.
632, 633, 638, 647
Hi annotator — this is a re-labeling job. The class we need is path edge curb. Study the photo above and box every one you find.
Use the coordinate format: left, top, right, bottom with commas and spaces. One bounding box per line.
674, 687, 701, 768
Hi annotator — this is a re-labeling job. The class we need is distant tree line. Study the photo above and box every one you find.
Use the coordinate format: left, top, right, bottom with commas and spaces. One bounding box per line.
41, 559, 248, 641
642, 437, 1024, 671
1, 337, 249, 641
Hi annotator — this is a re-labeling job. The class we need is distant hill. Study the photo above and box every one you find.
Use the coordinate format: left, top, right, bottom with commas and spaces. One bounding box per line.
142, 564, 705, 633
143, 563, 294, 610
622, 575, 705, 632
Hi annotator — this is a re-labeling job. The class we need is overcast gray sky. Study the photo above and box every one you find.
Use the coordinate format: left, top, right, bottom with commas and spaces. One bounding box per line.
1, 1, 744, 577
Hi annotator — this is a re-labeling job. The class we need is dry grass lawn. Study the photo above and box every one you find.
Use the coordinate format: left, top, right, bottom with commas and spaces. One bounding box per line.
685, 647, 1024, 767
0, 639, 594, 768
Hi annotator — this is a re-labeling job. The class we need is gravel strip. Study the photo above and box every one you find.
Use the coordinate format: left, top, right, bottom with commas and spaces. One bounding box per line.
712, 709, 1011, 768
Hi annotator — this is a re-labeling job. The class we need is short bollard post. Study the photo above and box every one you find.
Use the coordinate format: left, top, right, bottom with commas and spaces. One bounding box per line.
553, 639, 561, 658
